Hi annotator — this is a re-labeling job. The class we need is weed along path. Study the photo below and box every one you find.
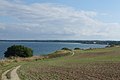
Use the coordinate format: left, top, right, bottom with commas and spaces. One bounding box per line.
1, 65, 21, 80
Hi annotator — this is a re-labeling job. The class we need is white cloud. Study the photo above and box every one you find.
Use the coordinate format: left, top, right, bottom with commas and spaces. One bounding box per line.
0, 0, 120, 40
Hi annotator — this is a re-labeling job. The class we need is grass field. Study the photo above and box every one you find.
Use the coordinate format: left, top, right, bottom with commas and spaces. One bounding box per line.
1, 47, 120, 80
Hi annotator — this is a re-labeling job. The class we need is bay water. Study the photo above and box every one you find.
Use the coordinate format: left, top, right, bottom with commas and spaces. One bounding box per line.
0, 42, 107, 59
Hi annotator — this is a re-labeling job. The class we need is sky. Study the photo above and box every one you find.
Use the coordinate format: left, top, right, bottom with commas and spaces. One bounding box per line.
0, 0, 120, 40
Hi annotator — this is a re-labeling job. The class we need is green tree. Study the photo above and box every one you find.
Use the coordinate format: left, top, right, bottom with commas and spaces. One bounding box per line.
4, 45, 33, 58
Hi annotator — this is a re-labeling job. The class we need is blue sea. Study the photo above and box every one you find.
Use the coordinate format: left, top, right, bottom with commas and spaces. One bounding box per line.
0, 42, 107, 59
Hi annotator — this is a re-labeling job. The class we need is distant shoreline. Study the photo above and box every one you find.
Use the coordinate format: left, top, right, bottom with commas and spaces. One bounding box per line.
0, 40, 119, 45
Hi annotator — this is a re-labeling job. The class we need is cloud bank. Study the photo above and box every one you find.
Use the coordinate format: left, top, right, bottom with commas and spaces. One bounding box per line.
0, 0, 120, 40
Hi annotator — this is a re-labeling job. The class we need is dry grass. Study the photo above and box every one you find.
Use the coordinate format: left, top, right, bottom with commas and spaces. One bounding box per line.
12, 56, 45, 62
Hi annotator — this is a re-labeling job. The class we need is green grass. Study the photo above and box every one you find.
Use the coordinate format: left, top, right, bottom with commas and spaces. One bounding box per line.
16, 47, 120, 80
2, 47, 120, 80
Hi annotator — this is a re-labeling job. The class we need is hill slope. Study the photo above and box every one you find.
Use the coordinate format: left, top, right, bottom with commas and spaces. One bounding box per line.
16, 47, 120, 80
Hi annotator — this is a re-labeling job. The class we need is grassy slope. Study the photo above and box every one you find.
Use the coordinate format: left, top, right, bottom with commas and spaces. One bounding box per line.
17, 47, 120, 80
1, 47, 120, 80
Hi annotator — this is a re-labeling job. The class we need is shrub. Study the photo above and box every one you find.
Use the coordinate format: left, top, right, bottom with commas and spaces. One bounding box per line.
4, 45, 33, 58
74, 48, 81, 50
61, 47, 71, 51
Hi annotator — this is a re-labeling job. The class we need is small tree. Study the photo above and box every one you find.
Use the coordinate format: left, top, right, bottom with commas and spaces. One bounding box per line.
4, 45, 33, 58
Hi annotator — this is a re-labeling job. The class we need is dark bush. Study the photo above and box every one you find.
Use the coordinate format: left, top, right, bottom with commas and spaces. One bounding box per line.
74, 48, 81, 50
4, 45, 33, 58
61, 47, 71, 51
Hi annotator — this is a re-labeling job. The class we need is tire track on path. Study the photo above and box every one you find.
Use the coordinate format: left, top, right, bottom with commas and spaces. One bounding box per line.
1, 65, 21, 80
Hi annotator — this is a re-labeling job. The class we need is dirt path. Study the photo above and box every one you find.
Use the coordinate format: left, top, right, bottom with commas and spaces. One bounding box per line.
71, 50, 75, 56
1, 69, 11, 80
1, 65, 21, 80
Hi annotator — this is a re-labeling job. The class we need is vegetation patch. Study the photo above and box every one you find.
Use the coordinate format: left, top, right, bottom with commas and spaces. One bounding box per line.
4, 45, 33, 58
47, 50, 72, 58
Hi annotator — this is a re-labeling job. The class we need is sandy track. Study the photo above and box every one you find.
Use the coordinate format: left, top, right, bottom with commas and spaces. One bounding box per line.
1, 65, 21, 80
71, 50, 75, 56
1, 69, 11, 80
